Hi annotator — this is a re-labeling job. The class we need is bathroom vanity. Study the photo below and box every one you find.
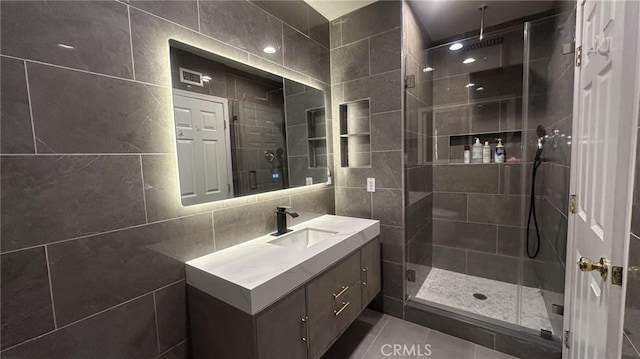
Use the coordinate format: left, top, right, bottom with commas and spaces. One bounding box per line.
186, 215, 380, 358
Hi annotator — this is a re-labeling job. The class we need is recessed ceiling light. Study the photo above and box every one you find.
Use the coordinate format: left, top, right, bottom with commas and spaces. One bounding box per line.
57, 43, 75, 49
476, 86, 484, 91
263, 46, 277, 54
449, 43, 463, 51
465, 83, 475, 88
423, 67, 434, 72
463, 58, 476, 64
202, 75, 212, 82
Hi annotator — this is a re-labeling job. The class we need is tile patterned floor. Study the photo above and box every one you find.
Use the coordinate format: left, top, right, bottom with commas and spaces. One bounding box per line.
413, 268, 553, 332
323, 309, 517, 359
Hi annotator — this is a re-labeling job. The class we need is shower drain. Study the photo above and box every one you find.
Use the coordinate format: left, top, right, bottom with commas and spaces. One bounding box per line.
473, 293, 488, 300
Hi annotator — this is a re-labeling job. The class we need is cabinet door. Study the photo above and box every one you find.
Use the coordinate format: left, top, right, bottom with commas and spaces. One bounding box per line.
360, 237, 381, 306
256, 287, 308, 359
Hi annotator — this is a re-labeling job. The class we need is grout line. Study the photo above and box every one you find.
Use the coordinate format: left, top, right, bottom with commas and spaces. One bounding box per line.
139, 155, 149, 223
127, 5, 136, 80
152, 292, 161, 355
44, 246, 58, 329
0, 153, 172, 157
1, 54, 164, 88
370, 192, 374, 219
359, 314, 391, 359
211, 212, 216, 251
624, 332, 640, 357
153, 279, 185, 294
196, 0, 201, 33
23, 61, 38, 154
245, 0, 329, 51
367, 37, 371, 77
281, 22, 285, 65
0, 212, 212, 256
1, 290, 156, 353
335, 68, 401, 87
335, 26, 400, 51
154, 339, 188, 359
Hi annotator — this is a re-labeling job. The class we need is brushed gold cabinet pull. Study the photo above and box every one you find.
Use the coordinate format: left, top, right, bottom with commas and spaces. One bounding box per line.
334, 301, 350, 316
332, 285, 349, 299
362, 267, 368, 286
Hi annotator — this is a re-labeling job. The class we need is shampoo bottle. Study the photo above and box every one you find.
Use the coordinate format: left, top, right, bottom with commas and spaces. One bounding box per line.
495, 138, 505, 163
472, 138, 483, 163
482, 141, 491, 163
463, 145, 471, 164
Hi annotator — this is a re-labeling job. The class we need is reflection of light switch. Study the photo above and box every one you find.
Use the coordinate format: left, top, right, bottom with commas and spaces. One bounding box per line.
306, 177, 313, 185
367, 178, 375, 192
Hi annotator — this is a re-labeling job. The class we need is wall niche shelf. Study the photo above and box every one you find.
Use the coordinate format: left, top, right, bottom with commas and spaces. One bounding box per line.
306, 107, 327, 168
447, 131, 522, 164
339, 100, 371, 168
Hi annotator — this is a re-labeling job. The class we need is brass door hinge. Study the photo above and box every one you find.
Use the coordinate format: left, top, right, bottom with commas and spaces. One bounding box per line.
569, 194, 577, 214
228, 183, 231, 193
576, 46, 582, 67
564, 330, 571, 348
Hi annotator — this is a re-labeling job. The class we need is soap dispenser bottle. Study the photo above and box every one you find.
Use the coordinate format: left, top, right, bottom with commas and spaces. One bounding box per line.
472, 138, 483, 163
482, 141, 491, 163
495, 138, 505, 163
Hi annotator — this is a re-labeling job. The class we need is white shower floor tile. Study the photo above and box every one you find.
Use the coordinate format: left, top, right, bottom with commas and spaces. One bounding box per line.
413, 268, 553, 332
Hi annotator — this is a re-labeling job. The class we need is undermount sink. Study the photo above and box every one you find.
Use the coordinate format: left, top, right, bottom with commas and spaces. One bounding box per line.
268, 228, 338, 250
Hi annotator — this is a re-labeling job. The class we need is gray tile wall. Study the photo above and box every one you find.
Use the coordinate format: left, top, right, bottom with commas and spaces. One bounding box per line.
0, 1, 333, 356
330, 0, 404, 317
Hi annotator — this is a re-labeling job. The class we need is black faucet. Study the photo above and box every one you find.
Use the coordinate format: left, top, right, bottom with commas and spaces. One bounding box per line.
272, 206, 299, 236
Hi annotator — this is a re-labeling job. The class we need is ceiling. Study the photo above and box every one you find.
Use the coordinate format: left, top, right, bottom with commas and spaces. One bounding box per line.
303, 1, 555, 40
303, 0, 377, 21
409, 1, 554, 41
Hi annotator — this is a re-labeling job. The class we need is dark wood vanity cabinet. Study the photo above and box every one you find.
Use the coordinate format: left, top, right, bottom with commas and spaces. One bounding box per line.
188, 237, 380, 359
256, 287, 308, 359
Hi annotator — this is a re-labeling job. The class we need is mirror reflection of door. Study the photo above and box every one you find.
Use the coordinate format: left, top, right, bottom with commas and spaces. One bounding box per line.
173, 90, 233, 205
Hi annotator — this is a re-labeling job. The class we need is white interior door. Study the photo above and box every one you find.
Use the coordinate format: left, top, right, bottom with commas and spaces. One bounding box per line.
565, 0, 640, 357
173, 90, 233, 205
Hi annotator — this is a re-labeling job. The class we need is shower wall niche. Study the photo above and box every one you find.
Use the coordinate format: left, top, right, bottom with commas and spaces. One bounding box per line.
339, 100, 371, 168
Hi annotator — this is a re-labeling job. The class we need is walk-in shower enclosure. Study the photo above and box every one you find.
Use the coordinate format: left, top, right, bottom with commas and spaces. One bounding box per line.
405, 9, 576, 341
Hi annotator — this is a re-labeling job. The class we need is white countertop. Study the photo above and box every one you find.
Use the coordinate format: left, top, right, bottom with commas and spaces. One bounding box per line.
186, 215, 380, 315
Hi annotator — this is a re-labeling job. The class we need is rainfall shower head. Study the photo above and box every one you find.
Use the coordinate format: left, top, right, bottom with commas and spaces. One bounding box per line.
461, 37, 503, 51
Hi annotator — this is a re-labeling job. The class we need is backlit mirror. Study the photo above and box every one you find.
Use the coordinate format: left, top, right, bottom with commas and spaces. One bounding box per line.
169, 42, 328, 205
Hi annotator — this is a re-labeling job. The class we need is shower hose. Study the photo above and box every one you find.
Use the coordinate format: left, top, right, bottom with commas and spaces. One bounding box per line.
526, 153, 543, 259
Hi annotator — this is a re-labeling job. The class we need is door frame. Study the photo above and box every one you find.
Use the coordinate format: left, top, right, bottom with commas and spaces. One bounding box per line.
563, 0, 640, 356
172, 89, 234, 202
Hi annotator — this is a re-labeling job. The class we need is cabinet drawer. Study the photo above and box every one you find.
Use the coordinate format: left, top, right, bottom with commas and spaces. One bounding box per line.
308, 283, 362, 358
306, 250, 360, 322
